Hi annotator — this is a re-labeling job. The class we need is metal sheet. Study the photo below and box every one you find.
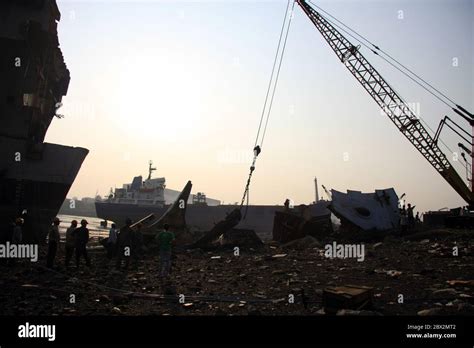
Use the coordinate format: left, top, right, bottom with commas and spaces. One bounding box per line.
329, 188, 399, 231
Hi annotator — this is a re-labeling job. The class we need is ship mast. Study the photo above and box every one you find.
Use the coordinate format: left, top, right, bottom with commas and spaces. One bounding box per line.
148, 160, 156, 180
314, 177, 319, 203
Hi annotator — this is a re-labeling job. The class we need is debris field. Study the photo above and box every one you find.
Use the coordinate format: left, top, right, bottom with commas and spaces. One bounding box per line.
0, 228, 472, 316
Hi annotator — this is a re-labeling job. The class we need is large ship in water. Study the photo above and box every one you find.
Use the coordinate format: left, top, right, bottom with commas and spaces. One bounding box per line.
95, 162, 330, 238
0, 1, 88, 241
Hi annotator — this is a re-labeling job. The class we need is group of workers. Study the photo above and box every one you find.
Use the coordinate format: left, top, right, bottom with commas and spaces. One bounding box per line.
44, 217, 176, 278
3, 213, 176, 279
47, 217, 91, 269
399, 203, 420, 235
109, 219, 176, 277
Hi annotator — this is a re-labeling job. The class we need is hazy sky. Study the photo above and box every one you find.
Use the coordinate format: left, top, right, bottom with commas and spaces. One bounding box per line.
48, 0, 473, 212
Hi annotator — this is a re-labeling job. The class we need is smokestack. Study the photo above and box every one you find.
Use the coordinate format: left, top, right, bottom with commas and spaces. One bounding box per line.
314, 177, 319, 203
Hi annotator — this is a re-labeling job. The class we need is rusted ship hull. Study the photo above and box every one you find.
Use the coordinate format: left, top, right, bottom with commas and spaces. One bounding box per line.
0, 138, 88, 241
0, 1, 88, 240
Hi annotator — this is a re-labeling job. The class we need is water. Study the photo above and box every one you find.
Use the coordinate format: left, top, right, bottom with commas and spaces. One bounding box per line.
58, 214, 109, 240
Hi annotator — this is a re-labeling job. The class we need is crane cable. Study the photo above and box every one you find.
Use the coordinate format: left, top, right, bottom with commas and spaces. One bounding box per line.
260, 0, 296, 149
239, 0, 295, 216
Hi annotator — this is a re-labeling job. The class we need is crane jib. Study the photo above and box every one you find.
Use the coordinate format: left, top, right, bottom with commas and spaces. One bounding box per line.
295, 0, 474, 206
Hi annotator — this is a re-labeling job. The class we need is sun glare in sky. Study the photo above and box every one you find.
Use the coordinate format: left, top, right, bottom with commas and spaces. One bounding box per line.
47, 0, 473, 212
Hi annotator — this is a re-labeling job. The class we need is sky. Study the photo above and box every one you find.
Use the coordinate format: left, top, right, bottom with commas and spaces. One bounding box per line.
48, 0, 473, 212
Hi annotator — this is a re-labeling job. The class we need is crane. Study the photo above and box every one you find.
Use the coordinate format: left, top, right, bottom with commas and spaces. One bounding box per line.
295, 0, 474, 208
321, 184, 332, 200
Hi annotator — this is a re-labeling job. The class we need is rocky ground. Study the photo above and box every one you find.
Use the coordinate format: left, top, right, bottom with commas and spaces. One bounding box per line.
0, 228, 473, 316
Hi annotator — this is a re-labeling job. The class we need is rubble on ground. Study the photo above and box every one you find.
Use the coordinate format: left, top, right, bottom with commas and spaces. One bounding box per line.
272, 206, 332, 243
216, 228, 263, 250
190, 208, 242, 249
281, 235, 321, 250
0, 228, 472, 316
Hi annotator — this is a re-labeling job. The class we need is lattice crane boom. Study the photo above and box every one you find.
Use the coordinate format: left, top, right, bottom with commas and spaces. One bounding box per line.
296, 0, 474, 206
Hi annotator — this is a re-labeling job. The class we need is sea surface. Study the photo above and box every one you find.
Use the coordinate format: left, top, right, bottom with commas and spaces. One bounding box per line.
57, 214, 109, 240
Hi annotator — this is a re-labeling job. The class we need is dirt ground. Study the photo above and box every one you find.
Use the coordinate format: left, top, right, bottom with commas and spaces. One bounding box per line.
0, 228, 473, 316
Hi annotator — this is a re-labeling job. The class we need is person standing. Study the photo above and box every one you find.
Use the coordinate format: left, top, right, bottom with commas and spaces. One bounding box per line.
20, 210, 34, 243
65, 220, 77, 268
415, 212, 421, 224
8, 218, 23, 265
12, 218, 23, 244
131, 223, 144, 263
47, 217, 61, 268
284, 199, 290, 212
156, 223, 175, 278
106, 223, 118, 259
399, 211, 408, 236
74, 219, 91, 268
407, 204, 416, 229
116, 218, 133, 269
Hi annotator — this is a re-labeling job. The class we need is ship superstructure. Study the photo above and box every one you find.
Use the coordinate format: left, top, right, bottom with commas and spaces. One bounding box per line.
108, 161, 166, 206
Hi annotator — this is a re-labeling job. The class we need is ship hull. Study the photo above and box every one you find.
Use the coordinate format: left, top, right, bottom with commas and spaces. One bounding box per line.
95, 201, 330, 239
0, 137, 89, 242
0, 1, 88, 242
